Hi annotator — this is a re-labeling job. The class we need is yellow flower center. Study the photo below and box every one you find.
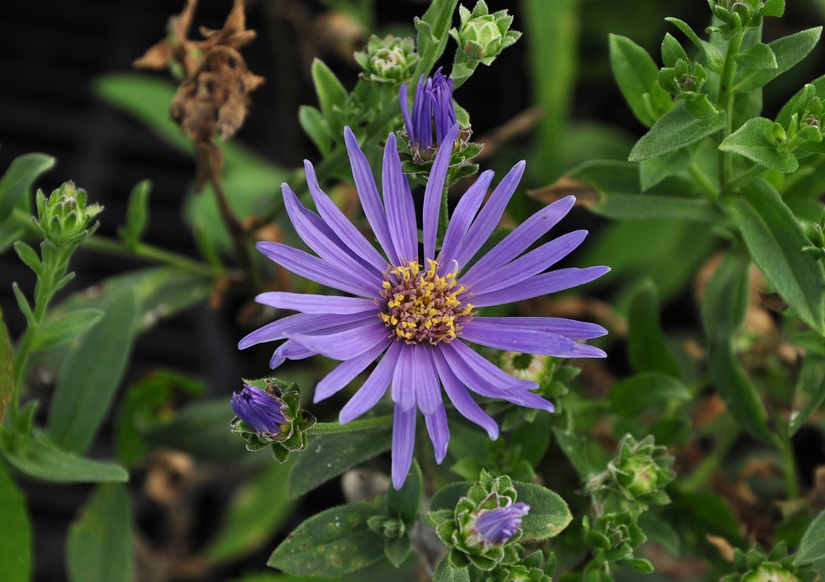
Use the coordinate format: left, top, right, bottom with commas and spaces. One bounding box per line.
378, 259, 473, 345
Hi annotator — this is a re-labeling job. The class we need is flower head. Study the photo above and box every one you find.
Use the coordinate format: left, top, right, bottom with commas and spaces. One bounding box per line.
239, 122, 608, 488
231, 384, 287, 436
355, 35, 419, 85
400, 67, 458, 158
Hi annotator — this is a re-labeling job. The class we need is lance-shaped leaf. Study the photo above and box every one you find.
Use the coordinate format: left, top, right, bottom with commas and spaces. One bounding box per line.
0, 308, 12, 424
628, 280, 681, 377
796, 509, 825, 566
733, 28, 822, 93
66, 484, 133, 582
721, 179, 825, 335
609, 34, 671, 127
268, 499, 386, 577
719, 117, 797, 173
611, 373, 691, 417
414, 0, 459, 81
629, 101, 725, 162
311, 59, 348, 138
30, 309, 104, 352
0, 153, 55, 223
118, 180, 151, 248
789, 352, 825, 435
0, 462, 31, 582
733, 43, 777, 69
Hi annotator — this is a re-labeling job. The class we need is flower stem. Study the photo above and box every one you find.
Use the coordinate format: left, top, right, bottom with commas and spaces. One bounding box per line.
778, 422, 800, 499
308, 415, 392, 435
81, 235, 220, 279
718, 30, 745, 187
726, 163, 766, 191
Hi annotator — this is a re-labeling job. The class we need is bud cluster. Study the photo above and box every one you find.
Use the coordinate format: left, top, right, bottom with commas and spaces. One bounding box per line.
230, 378, 316, 462
33, 182, 102, 248
801, 208, 825, 261
449, 0, 521, 87
721, 543, 816, 582
707, 0, 785, 38
355, 35, 420, 86
774, 89, 825, 155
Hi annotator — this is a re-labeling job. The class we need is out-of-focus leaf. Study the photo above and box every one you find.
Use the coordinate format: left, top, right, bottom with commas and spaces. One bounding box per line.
207, 462, 294, 562
668, 491, 747, 547
268, 499, 385, 577
0, 461, 31, 582
66, 484, 133, 582
628, 280, 681, 377
639, 147, 692, 191
610, 373, 691, 417
115, 370, 204, 467
608, 34, 671, 128
638, 512, 680, 557
629, 102, 725, 162
790, 353, 825, 435
142, 399, 242, 462
796, 508, 825, 565
287, 426, 392, 499
227, 575, 341, 582
311, 59, 348, 138
118, 180, 151, 248
48, 287, 138, 454
0, 308, 13, 424
551, 428, 594, 479
733, 28, 822, 93
0, 153, 55, 223
30, 309, 104, 352
386, 461, 421, 525
299, 105, 331, 157
568, 161, 719, 222
719, 117, 797, 172
722, 179, 825, 335
512, 411, 551, 468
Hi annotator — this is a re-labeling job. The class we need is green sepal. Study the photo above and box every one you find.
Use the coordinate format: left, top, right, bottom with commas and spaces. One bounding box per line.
384, 535, 412, 567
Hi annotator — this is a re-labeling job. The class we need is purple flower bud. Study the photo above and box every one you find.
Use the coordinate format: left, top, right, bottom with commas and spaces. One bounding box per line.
470, 502, 530, 546
231, 384, 287, 435
400, 67, 457, 153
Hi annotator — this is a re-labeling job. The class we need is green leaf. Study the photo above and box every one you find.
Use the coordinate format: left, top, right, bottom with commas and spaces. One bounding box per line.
609, 34, 669, 127
298, 105, 331, 157
13, 241, 42, 276
721, 179, 825, 334
0, 153, 55, 223
551, 428, 595, 479
0, 308, 13, 424
515, 482, 573, 542
207, 462, 293, 562
796, 508, 825, 565
701, 249, 775, 444
0, 462, 31, 582
386, 460, 421, 524
638, 512, 680, 557
287, 425, 392, 499
719, 117, 797, 172
610, 373, 691, 417
30, 309, 104, 352
433, 557, 470, 582
629, 101, 726, 162
764, 0, 785, 17
733, 28, 823, 93
47, 287, 138, 454
776, 81, 825, 130
789, 353, 825, 435
569, 160, 720, 222
414, 0, 459, 81
384, 535, 412, 568
669, 491, 747, 547
66, 484, 133, 582
733, 43, 778, 69
311, 59, 348, 138
665, 18, 725, 73
1, 427, 128, 483
628, 280, 681, 377
118, 180, 151, 248
267, 499, 386, 577
512, 411, 551, 468
429, 481, 472, 513
639, 147, 692, 191
661, 33, 688, 68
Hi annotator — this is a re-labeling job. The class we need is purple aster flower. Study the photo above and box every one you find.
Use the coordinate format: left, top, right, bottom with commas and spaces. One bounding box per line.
400, 67, 457, 154
469, 502, 530, 547
239, 123, 609, 489
231, 384, 287, 436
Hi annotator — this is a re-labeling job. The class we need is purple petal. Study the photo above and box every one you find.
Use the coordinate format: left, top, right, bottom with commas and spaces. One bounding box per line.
344, 127, 398, 264
423, 123, 461, 260
453, 161, 525, 269
463, 231, 588, 294
270, 340, 315, 369
282, 184, 383, 288
471, 266, 611, 308
414, 346, 441, 415
468, 316, 607, 340
400, 82, 414, 137
314, 339, 391, 402
461, 321, 606, 358
288, 318, 389, 361
392, 405, 417, 490
439, 170, 494, 263
460, 196, 575, 286
256, 242, 378, 298
255, 292, 377, 315
391, 344, 416, 412
441, 342, 554, 412
432, 348, 500, 440
424, 404, 450, 463
239, 312, 376, 349
339, 341, 403, 423
304, 160, 389, 272
383, 133, 418, 262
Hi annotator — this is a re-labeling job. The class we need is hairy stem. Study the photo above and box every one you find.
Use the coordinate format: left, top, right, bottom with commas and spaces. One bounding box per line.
718, 30, 745, 187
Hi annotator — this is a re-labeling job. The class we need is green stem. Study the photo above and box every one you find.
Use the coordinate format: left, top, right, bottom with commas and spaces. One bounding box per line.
690, 162, 720, 198
81, 236, 220, 279
718, 30, 745, 187
778, 422, 800, 499
307, 414, 392, 435
726, 163, 766, 191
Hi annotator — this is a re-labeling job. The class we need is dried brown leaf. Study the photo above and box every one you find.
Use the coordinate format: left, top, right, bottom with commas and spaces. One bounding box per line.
528, 177, 600, 209
706, 535, 735, 562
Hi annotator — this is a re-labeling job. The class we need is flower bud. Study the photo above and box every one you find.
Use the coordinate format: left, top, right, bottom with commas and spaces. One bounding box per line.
35, 182, 102, 246
450, 1, 521, 66
355, 35, 419, 85
400, 67, 457, 157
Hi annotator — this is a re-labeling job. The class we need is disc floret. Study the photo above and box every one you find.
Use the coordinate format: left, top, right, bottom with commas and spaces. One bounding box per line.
379, 259, 473, 345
